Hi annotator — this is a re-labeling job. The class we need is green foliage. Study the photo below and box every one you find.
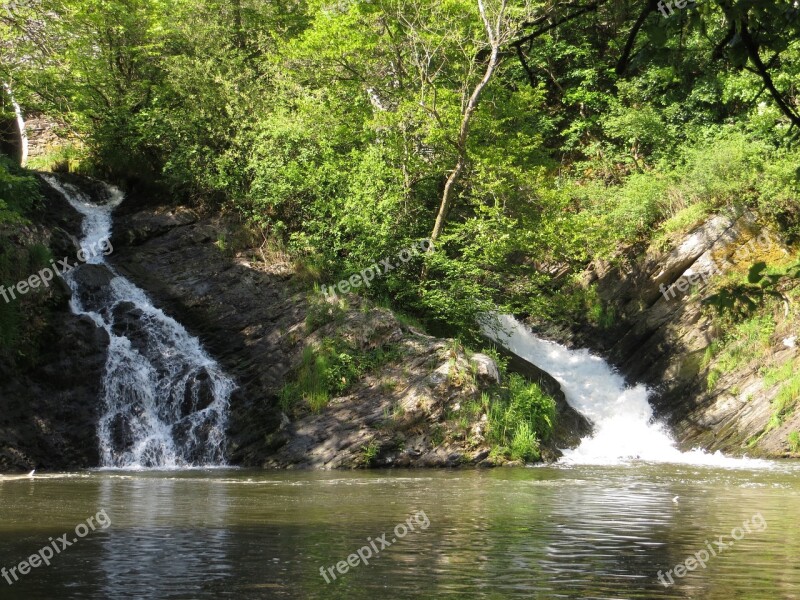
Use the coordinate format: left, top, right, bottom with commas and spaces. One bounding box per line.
0, 157, 41, 223
26, 143, 87, 174
486, 373, 557, 462
762, 359, 796, 388
770, 374, 800, 427
305, 293, 348, 332
360, 440, 380, 466
0, 298, 20, 350
704, 313, 775, 390
0, 236, 54, 356
788, 431, 800, 454
704, 262, 800, 321
5, 0, 800, 340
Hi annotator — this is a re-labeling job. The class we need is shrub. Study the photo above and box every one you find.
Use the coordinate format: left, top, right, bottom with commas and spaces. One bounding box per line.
487, 373, 557, 462
0, 156, 41, 223
788, 431, 800, 454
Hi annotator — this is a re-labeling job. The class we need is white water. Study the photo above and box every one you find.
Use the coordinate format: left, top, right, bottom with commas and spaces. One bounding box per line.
482, 314, 768, 468
43, 175, 235, 468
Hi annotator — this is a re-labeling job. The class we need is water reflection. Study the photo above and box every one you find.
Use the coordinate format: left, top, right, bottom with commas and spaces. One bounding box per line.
0, 465, 799, 599
96, 474, 233, 598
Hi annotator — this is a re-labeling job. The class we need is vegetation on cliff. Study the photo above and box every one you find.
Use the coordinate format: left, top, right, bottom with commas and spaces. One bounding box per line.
0, 157, 53, 357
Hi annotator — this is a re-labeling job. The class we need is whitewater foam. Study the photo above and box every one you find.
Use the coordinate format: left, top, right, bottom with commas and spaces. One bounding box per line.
42, 175, 234, 469
482, 314, 768, 469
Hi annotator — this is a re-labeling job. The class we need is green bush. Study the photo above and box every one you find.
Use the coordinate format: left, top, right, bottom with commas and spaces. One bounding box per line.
487, 373, 557, 462
677, 133, 765, 208
0, 156, 41, 223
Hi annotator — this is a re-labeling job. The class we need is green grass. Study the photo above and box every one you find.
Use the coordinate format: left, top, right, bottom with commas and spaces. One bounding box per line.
25, 143, 86, 173
486, 374, 556, 462
280, 336, 398, 413
705, 314, 775, 390
788, 431, 800, 454
658, 201, 711, 238
771, 374, 800, 426
305, 291, 348, 331
280, 345, 330, 413
761, 359, 796, 388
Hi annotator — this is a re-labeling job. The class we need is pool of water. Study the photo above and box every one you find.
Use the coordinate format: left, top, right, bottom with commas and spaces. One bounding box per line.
1, 465, 799, 599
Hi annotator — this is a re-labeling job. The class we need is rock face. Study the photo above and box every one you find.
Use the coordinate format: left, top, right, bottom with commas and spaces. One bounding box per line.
109, 208, 306, 465
0, 315, 109, 470
540, 209, 799, 458
0, 176, 110, 472
263, 303, 589, 469
109, 201, 590, 468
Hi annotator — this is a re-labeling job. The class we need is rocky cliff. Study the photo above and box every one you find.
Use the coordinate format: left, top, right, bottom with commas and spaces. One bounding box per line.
109, 195, 589, 468
534, 209, 800, 458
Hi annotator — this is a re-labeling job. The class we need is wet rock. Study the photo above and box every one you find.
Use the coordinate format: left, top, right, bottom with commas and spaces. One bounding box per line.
110, 301, 149, 354
181, 368, 216, 417
71, 264, 116, 312
108, 413, 135, 455
0, 302, 108, 471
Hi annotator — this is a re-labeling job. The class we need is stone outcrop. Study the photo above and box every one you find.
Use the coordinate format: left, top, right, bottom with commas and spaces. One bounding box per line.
109, 198, 589, 468
536, 209, 799, 458
0, 176, 110, 472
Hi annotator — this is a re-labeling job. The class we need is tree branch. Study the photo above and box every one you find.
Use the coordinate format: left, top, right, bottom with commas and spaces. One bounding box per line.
615, 0, 660, 75
740, 20, 800, 128
510, 1, 607, 49
514, 44, 536, 87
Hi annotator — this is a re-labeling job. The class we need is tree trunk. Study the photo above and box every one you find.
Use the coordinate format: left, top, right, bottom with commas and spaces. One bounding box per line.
427, 0, 503, 251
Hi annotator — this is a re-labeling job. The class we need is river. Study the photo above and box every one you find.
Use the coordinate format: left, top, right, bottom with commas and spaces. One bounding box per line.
1, 465, 798, 599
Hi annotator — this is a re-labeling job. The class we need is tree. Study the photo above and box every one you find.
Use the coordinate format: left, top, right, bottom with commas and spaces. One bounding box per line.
428, 0, 512, 248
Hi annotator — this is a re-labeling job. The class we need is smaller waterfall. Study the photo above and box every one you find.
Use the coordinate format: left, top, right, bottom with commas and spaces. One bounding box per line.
483, 314, 768, 468
2, 83, 28, 165
43, 175, 235, 468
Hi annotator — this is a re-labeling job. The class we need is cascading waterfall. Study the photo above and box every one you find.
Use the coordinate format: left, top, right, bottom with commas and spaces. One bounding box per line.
42, 175, 235, 468
482, 314, 767, 467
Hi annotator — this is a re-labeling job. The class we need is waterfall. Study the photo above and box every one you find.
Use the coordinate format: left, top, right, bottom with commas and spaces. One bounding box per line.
2, 82, 28, 165
482, 314, 767, 468
42, 175, 235, 469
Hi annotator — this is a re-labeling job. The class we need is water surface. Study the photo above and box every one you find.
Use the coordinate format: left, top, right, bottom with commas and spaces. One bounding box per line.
1, 466, 798, 599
